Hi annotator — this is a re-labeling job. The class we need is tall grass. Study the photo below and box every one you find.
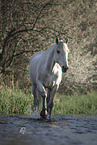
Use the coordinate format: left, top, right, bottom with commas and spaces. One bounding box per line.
53, 93, 97, 115
0, 85, 97, 115
0, 85, 33, 115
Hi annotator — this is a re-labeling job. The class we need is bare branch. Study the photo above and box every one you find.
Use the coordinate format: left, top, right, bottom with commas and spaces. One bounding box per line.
1, 1, 52, 60
2, 28, 16, 57
32, 1, 52, 30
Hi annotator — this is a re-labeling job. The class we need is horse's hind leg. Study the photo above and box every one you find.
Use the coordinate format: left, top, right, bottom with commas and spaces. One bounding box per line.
32, 85, 38, 114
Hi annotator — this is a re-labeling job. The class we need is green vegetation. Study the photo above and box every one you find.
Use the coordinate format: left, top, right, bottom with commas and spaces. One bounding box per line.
53, 93, 97, 115
0, 85, 97, 115
0, 85, 34, 115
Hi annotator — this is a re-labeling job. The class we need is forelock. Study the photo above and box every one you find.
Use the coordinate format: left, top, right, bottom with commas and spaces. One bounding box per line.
60, 40, 63, 42
63, 43, 69, 53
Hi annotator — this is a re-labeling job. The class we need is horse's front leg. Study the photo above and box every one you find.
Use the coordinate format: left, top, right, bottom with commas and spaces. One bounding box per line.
47, 85, 57, 119
37, 81, 47, 118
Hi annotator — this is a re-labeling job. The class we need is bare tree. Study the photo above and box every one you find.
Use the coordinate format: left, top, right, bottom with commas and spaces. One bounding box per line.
0, 0, 97, 93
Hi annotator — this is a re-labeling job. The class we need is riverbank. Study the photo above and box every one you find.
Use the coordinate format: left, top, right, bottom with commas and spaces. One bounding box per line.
0, 85, 97, 115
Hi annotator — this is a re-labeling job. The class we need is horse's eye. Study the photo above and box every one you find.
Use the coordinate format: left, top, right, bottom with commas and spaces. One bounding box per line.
57, 50, 60, 54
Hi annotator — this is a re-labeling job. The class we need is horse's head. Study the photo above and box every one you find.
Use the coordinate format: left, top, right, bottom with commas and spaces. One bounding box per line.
54, 37, 69, 73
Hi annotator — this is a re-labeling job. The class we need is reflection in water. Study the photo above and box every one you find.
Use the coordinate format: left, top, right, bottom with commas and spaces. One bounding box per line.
0, 115, 97, 145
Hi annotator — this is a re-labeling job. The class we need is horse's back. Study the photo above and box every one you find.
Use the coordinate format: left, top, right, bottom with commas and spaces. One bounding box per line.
29, 51, 44, 84
30, 51, 43, 63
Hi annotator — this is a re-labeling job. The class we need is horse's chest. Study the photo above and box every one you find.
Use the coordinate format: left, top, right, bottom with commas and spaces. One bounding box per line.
43, 63, 62, 88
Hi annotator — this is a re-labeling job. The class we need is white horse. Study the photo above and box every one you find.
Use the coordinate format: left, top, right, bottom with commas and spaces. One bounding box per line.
29, 37, 69, 119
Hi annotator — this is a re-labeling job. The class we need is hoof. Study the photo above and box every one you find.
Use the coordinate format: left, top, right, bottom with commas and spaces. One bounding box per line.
47, 114, 51, 120
40, 108, 47, 118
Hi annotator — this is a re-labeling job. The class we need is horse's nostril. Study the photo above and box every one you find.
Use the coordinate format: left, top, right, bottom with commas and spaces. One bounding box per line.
62, 66, 68, 73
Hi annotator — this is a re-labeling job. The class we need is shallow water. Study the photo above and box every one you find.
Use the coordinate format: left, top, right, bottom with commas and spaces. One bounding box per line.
0, 115, 97, 145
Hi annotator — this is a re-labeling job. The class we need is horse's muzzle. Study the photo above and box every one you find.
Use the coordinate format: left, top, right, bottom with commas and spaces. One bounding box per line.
62, 66, 69, 73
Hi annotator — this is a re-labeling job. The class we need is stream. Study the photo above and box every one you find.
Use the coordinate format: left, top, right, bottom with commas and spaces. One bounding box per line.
0, 115, 97, 145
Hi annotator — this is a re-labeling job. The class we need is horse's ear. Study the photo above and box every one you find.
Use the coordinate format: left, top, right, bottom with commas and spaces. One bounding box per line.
56, 36, 59, 44
65, 38, 69, 44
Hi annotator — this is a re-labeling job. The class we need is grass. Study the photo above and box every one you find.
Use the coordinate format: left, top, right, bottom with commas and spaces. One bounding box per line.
0, 85, 97, 115
0, 85, 34, 115
53, 93, 97, 115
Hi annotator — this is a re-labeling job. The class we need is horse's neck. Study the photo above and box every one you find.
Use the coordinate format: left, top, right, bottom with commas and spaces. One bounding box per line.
45, 44, 55, 72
